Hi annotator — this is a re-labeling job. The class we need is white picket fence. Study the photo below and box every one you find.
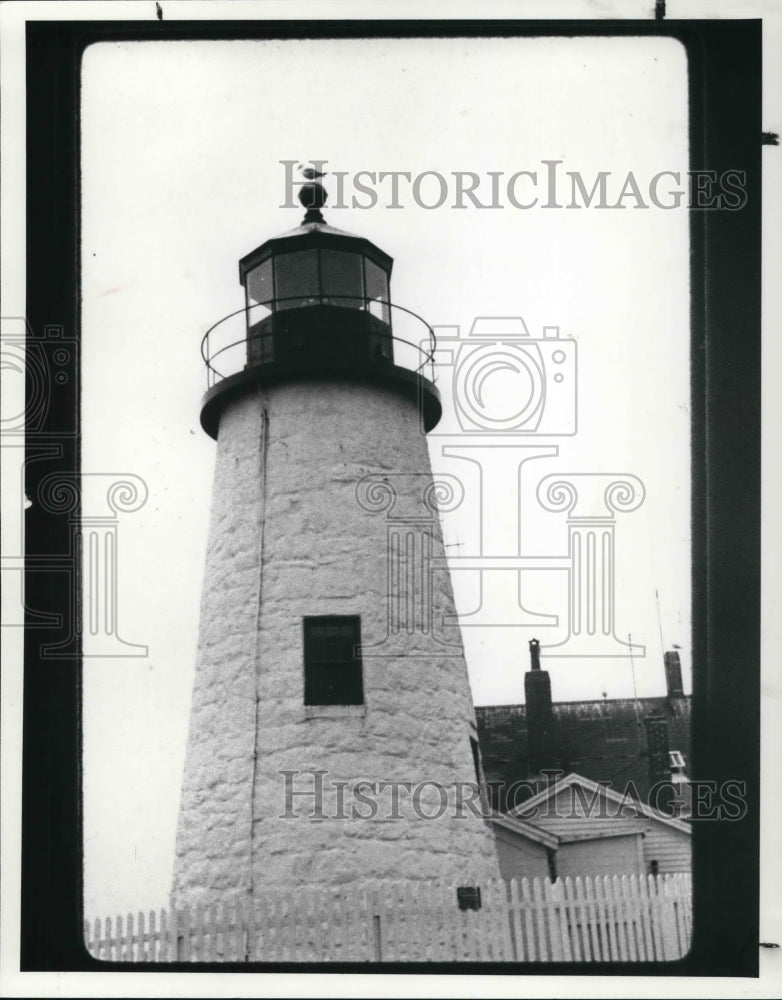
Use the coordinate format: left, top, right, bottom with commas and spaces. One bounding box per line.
85, 873, 692, 963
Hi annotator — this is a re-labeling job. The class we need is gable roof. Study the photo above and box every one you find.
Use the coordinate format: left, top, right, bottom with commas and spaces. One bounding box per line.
508, 772, 691, 835
487, 811, 559, 850
557, 826, 646, 844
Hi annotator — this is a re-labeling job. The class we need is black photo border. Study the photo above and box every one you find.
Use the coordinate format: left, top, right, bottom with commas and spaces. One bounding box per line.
21, 16, 761, 976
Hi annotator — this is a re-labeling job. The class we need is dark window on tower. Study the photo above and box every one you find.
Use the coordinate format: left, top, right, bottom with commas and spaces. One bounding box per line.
303, 616, 363, 706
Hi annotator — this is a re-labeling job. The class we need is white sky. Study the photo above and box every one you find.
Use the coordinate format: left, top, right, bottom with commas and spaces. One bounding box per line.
80, 35, 692, 916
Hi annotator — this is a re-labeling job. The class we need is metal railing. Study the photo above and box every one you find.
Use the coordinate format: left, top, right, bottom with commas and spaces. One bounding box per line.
200, 297, 437, 390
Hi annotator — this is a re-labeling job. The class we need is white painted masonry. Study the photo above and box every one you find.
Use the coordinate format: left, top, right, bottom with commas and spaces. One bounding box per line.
172, 375, 501, 907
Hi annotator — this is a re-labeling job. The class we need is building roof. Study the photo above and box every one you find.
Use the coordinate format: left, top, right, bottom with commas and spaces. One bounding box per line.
487, 811, 559, 850
476, 694, 691, 810
488, 805, 648, 850
273, 220, 362, 241
238, 217, 393, 280
509, 772, 691, 836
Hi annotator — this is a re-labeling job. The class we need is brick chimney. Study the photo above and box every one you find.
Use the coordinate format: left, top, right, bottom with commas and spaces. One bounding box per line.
644, 714, 674, 809
524, 638, 557, 774
663, 649, 684, 698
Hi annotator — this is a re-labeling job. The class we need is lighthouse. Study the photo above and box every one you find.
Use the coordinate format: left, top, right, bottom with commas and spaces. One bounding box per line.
171, 174, 501, 909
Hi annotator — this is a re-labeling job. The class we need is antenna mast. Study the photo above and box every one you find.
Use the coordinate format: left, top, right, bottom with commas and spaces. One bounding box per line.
629, 631, 641, 729
655, 588, 666, 657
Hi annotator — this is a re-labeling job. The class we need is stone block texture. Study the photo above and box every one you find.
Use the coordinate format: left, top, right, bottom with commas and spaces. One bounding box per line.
172, 379, 501, 907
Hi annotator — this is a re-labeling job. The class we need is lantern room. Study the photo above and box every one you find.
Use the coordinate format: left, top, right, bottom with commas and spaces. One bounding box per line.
241, 226, 391, 322
199, 173, 441, 439
238, 222, 395, 366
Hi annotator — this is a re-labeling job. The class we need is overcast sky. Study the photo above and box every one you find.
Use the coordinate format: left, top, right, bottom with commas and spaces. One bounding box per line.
80, 35, 691, 916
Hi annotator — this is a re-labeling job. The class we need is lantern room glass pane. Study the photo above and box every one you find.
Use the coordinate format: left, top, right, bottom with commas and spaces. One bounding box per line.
274, 249, 319, 310
246, 258, 273, 308
320, 250, 364, 307
365, 257, 390, 323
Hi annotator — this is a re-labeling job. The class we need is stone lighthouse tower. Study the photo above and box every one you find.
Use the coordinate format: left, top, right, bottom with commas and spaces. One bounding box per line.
171, 175, 501, 909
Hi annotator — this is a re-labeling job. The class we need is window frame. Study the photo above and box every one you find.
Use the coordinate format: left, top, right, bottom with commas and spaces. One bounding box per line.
302, 614, 364, 707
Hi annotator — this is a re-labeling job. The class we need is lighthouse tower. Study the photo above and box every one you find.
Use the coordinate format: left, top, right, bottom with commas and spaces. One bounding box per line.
171, 176, 501, 908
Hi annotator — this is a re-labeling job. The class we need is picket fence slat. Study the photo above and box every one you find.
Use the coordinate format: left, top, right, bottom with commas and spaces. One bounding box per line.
543, 878, 561, 961
359, 883, 372, 961
496, 879, 515, 961
443, 880, 460, 961
606, 875, 620, 959
613, 876, 628, 960
674, 880, 688, 957
451, 882, 468, 961
266, 891, 280, 961
557, 878, 574, 961
586, 877, 602, 960
507, 878, 522, 961
435, 879, 450, 962
390, 884, 404, 961
482, 880, 497, 961
574, 877, 591, 961
84, 873, 691, 964
428, 880, 443, 962
428, 881, 442, 961
663, 876, 680, 960
304, 887, 318, 962
587, 878, 602, 960
652, 874, 665, 959
412, 881, 427, 962
682, 874, 693, 945
418, 881, 433, 962
625, 876, 638, 959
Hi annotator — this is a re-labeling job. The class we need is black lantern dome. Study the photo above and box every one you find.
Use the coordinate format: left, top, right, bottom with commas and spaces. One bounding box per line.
200, 173, 440, 438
